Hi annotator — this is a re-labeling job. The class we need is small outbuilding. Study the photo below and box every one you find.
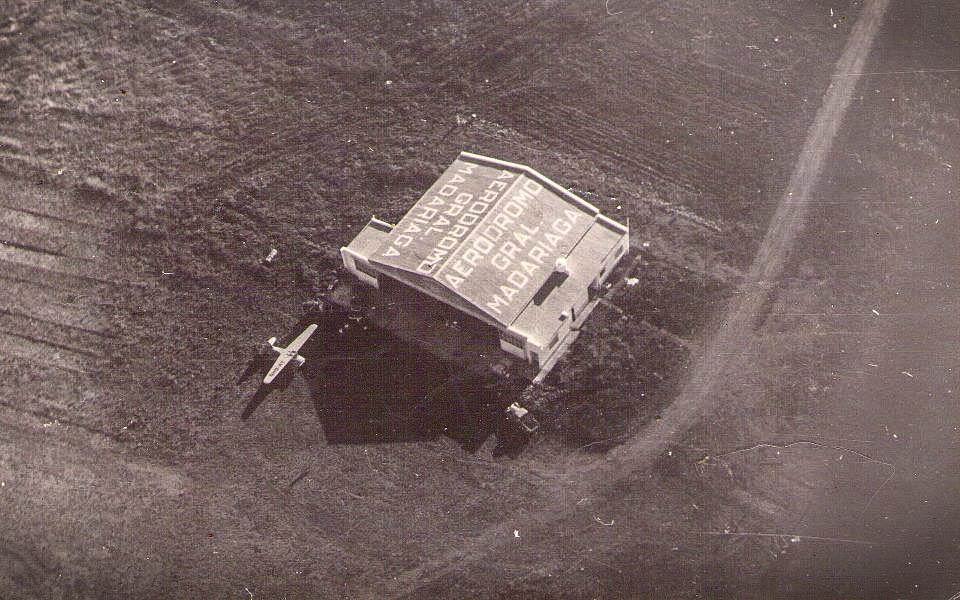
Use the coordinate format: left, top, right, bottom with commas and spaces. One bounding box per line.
341, 152, 629, 381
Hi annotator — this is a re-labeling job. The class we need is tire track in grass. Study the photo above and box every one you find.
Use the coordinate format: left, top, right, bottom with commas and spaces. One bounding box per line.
383, 0, 890, 596
0, 168, 122, 379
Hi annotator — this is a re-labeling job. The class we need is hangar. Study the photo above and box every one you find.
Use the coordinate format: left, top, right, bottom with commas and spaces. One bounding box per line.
340, 152, 629, 381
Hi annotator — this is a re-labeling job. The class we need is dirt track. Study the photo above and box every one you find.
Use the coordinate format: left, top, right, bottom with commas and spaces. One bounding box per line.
385, 1, 892, 595
3, 0, 957, 598
609, 0, 892, 467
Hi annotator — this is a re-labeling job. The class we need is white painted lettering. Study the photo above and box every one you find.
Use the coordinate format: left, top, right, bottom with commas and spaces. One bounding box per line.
451, 260, 473, 278
507, 271, 528, 288
486, 295, 509, 315
462, 247, 482, 267
522, 178, 543, 195
482, 224, 503, 242
513, 229, 532, 246
553, 217, 572, 235
544, 231, 562, 248
520, 223, 539, 235
468, 201, 488, 214
503, 201, 523, 218
520, 260, 539, 277
492, 212, 513, 230
416, 207, 438, 220
473, 235, 494, 254
501, 241, 520, 260
513, 187, 536, 205
529, 245, 548, 264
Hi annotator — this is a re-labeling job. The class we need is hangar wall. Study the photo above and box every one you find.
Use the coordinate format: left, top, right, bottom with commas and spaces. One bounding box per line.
340, 152, 629, 379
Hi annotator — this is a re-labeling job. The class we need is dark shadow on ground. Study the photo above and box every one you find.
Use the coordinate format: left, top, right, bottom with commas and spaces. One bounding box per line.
239, 307, 531, 454
238, 328, 301, 420
239, 367, 298, 421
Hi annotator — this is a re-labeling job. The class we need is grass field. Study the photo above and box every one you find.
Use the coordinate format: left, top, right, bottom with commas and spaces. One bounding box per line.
0, 1, 883, 597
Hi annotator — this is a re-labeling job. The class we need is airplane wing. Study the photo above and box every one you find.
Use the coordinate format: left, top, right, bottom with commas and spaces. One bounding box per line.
286, 323, 318, 353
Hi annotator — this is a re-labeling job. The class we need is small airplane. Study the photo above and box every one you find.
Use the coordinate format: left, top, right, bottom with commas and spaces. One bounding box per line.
262, 323, 318, 384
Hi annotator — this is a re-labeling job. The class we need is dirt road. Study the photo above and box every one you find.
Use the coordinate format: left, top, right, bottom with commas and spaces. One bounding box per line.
490, 2, 960, 596
384, 1, 892, 596
608, 0, 891, 469
4, 0, 957, 598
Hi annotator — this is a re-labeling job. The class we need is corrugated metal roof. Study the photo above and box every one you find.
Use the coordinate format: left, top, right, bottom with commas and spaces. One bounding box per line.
511, 217, 625, 348
347, 216, 394, 258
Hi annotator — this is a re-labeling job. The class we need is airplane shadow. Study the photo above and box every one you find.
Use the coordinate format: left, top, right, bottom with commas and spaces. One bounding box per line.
238, 339, 299, 421
239, 309, 530, 455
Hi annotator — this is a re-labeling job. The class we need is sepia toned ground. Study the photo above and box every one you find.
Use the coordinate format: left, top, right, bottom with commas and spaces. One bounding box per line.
1, 0, 958, 598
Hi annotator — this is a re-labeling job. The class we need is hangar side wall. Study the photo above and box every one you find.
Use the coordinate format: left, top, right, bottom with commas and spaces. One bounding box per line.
514, 216, 629, 373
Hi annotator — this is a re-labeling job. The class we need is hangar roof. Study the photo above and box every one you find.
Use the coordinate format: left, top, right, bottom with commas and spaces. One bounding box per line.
367, 152, 623, 327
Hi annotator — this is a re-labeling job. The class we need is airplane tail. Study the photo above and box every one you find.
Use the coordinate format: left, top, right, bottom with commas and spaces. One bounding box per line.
265, 336, 280, 354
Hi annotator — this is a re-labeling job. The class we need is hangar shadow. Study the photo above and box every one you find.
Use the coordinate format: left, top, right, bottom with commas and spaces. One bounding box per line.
240, 310, 529, 456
